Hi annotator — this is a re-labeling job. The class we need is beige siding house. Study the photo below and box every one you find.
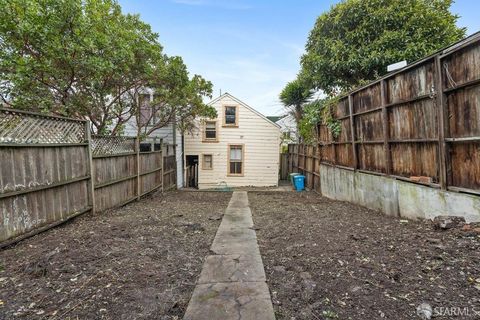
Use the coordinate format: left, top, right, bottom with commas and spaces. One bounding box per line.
184, 93, 281, 189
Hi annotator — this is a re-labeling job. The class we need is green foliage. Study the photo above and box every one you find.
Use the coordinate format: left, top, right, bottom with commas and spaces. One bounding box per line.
0, 0, 213, 135
298, 99, 323, 143
298, 96, 342, 143
300, 0, 465, 94
279, 79, 314, 125
279, 79, 314, 110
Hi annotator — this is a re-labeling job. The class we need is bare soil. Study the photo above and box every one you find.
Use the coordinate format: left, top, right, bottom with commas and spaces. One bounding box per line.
0, 191, 231, 320
250, 191, 480, 320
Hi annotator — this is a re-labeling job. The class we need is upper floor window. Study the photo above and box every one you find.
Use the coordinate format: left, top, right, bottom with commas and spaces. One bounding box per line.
223, 106, 238, 127
203, 120, 217, 142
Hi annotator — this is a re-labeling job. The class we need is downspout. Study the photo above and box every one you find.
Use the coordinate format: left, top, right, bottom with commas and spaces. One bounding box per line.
182, 133, 185, 188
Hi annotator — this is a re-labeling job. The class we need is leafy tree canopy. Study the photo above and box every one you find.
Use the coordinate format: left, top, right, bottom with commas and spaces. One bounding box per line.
279, 79, 313, 125
300, 0, 465, 95
0, 0, 214, 135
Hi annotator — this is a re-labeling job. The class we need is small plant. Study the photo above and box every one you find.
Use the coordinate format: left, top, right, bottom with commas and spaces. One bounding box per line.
322, 309, 339, 319
298, 95, 342, 142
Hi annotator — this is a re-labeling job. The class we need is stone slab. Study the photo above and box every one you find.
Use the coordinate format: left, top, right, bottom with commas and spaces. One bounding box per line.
211, 239, 260, 256
211, 228, 259, 255
183, 281, 275, 320
184, 191, 275, 320
227, 191, 249, 209
198, 254, 266, 284
218, 213, 254, 230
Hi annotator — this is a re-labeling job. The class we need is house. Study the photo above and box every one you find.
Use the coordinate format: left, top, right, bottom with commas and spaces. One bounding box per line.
184, 93, 281, 189
122, 89, 184, 188
271, 114, 299, 147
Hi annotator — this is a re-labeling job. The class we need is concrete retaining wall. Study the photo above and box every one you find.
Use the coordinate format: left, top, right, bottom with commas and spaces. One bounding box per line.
319, 164, 480, 222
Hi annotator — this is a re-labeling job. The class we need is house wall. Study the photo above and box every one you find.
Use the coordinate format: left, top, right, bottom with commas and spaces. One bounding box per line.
276, 114, 299, 146
184, 94, 280, 189
123, 94, 184, 188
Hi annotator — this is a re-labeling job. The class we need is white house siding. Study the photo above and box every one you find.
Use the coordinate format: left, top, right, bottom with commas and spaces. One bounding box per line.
184, 93, 280, 189
276, 114, 299, 145
122, 93, 184, 188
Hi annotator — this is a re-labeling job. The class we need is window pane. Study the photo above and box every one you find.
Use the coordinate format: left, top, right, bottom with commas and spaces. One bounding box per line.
205, 121, 216, 139
205, 130, 216, 139
230, 147, 242, 160
204, 155, 212, 169
229, 162, 242, 174
230, 162, 242, 174
225, 107, 236, 115
235, 162, 242, 174
206, 122, 216, 129
225, 107, 236, 124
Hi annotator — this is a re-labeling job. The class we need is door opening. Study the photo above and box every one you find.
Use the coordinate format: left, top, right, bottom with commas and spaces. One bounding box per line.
185, 155, 199, 188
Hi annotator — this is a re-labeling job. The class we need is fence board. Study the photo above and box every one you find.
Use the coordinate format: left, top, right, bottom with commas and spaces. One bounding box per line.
1, 108, 178, 245
0, 109, 91, 245
286, 35, 480, 194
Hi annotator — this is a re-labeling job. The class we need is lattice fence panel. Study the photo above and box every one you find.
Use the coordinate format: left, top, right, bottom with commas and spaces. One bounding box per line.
0, 108, 86, 144
92, 135, 136, 155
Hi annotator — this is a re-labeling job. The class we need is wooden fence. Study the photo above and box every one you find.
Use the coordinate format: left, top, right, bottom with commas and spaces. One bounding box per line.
0, 108, 176, 246
288, 33, 480, 196
279, 153, 289, 180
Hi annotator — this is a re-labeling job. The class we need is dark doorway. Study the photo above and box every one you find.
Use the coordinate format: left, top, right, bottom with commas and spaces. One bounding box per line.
185, 155, 199, 188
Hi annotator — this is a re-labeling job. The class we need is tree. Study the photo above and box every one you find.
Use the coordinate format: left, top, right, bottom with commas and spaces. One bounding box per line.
0, 0, 214, 135
300, 0, 465, 95
279, 79, 314, 127
133, 55, 216, 139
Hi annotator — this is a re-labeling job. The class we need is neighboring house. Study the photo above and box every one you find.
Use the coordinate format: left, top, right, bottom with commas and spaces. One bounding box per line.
274, 114, 299, 147
184, 93, 281, 189
123, 90, 184, 188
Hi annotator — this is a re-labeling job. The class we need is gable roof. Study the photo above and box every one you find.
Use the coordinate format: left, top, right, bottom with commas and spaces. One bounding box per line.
266, 115, 286, 123
208, 93, 281, 128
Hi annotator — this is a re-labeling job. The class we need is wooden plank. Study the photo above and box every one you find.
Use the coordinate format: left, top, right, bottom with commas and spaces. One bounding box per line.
435, 55, 448, 189
0, 206, 92, 249
85, 121, 95, 214
0, 175, 90, 199
0, 143, 89, 148
381, 80, 391, 175
136, 137, 141, 200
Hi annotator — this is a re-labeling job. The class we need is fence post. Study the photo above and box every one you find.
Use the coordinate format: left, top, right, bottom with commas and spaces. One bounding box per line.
380, 80, 391, 175
348, 94, 357, 170
85, 121, 95, 214
161, 141, 164, 193
136, 137, 141, 200
435, 55, 448, 190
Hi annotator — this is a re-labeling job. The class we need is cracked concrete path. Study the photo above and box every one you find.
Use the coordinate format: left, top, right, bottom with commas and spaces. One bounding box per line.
183, 191, 275, 320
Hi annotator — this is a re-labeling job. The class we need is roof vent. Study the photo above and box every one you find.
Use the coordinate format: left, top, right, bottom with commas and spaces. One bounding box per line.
387, 60, 407, 72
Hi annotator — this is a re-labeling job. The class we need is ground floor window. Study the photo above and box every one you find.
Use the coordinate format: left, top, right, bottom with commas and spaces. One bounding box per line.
202, 154, 213, 170
228, 144, 244, 176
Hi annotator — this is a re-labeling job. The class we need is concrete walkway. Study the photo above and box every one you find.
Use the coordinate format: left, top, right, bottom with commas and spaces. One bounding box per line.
183, 191, 275, 320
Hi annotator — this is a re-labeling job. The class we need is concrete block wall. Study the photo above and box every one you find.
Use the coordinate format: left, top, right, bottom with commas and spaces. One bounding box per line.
319, 164, 480, 223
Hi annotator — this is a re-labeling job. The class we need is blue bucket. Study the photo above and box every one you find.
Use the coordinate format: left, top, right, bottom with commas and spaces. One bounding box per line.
293, 175, 305, 191
289, 172, 300, 185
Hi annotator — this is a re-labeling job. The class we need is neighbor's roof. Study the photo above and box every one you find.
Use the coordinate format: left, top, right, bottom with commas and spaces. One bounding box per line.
266, 115, 286, 123
207, 93, 281, 128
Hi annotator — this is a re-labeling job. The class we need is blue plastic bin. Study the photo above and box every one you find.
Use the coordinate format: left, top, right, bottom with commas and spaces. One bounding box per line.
289, 172, 300, 185
293, 175, 305, 191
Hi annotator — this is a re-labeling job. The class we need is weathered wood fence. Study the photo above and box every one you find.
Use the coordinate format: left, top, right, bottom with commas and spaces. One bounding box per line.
279, 153, 289, 181
0, 108, 176, 246
288, 33, 480, 196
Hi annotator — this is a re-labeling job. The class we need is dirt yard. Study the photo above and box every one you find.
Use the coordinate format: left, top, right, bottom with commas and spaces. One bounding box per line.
250, 191, 480, 320
0, 191, 231, 320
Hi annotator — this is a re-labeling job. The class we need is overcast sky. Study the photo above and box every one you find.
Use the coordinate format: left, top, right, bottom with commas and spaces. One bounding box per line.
118, 0, 480, 116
